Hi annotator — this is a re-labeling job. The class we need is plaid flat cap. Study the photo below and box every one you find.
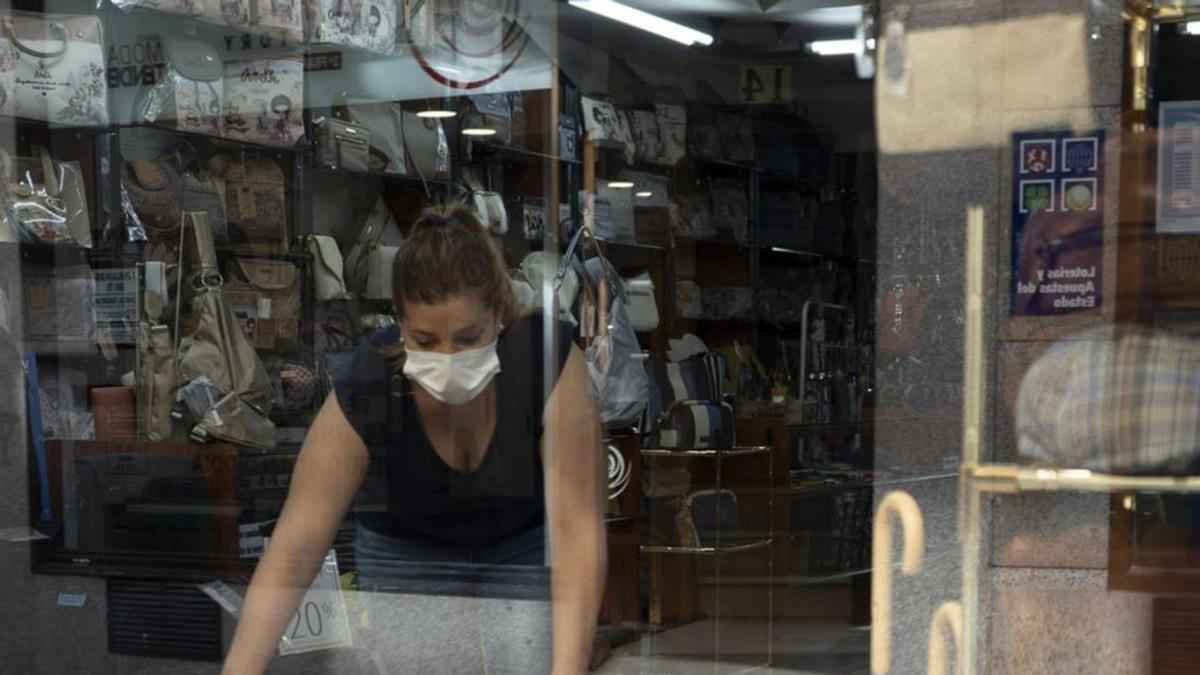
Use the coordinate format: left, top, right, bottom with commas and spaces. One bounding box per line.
1018, 326, 1200, 473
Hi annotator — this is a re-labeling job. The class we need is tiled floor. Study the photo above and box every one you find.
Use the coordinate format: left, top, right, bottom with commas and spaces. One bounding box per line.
596, 619, 869, 675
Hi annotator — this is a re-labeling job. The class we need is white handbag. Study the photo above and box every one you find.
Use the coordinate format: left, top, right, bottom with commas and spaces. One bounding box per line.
512, 251, 579, 325
345, 197, 403, 299
623, 272, 659, 332
306, 235, 351, 301
464, 167, 507, 236
222, 56, 305, 148
251, 0, 304, 42
0, 13, 108, 126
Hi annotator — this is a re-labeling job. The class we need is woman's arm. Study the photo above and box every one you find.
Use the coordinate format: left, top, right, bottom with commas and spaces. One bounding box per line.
542, 345, 608, 675
222, 393, 369, 675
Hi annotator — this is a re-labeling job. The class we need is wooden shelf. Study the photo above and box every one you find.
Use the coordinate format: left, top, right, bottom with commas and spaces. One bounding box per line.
640, 538, 773, 556
642, 446, 772, 458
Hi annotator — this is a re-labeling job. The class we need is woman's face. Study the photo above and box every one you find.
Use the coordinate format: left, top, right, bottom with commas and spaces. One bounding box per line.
402, 294, 498, 355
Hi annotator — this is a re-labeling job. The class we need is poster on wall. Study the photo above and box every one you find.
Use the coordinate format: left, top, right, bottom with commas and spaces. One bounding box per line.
1157, 101, 1200, 234
1010, 129, 1104, 315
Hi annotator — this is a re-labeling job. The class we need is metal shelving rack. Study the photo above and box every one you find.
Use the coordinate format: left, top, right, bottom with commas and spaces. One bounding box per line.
639, 444, 775, 673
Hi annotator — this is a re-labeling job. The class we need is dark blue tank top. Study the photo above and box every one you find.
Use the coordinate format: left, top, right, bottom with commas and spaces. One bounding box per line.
334, 312, 574, 550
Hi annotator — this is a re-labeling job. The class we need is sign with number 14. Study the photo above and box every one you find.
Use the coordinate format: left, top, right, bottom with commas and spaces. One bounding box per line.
741, 64, 793, 104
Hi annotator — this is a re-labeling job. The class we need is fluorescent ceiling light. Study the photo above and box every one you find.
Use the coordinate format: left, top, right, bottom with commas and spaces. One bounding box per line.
809, 38, 874, 56
635, 191, 653, 198
418, 110, 457, 119
607, 181, 635, 189
568, 0, 714, 46
462, 128, 498, 136
1185, 21, 1200, 35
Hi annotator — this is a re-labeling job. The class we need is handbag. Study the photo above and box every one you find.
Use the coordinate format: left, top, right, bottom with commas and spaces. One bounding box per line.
654, 402, 735, 450
512, 250, 579, 325
222, 56, 305, 148
402, 110, 451, 182
463, 93, 513, 144
250, 0, 304, 42
0, 13, 108, 125
344, 100, 407, 175
676, 488, 741, 547
345, 197, 403, 299
559, 222, 650, 427
199, 0, 251, 26
710, 182, 749, 243
133, 35, 224, 138
207, 154, 288, 244
138, 261, 178, 442
176, 212, 277, 448
122, 152, 228, 240
224, 257, 301, 350
314, 106, 371, 172
622, 272, 658, 332
464, 168, 507, 236
306, 234, 351, 301
2, 146, 92, 247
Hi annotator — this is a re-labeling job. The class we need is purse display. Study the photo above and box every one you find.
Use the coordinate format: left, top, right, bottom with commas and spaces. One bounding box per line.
306, 234, 351, 301
2, 146, 92, 248
0, 12, 108, 126
222, 56, 305, 148
133, 35, 224, 138
207, 155, 288, 245
402, 110, 451, 182
224, 257, 301, 350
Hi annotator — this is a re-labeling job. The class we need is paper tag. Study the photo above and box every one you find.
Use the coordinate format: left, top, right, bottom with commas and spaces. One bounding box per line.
238, 185, 259, 219
198, 580, 244, 618
276, 546, 352, 655
238, 522, 268, 559
257, 296, 272, 319
56, 591, 87, 608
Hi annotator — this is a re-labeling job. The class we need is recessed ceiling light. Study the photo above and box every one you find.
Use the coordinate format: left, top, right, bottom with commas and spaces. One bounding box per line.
462, 128, 498, 137
418, 109, 457, 119
607, 181, 635, 189
808, 38, 873, 56
635, 191, 653, 198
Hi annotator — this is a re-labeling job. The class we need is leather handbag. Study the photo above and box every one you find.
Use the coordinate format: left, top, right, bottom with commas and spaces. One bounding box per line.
176, 212, 276, 448
345, 197, 403, 299
0, 12, 108, 125
345, 100, 407, 175
622, 272, 659, 332
655, 402, 735, 450
222, 56, 305, 148
401, 110, 451, 182
2, 146, 92, 247
133, 35, 224, 137
306, 234, 351, 301
224, 257, 301, 350
122, 153, 228, 240
207, 154, 288, 244
314, 108, 371, 171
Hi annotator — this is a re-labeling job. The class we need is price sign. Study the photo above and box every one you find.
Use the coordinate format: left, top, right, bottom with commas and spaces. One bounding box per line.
277, 547, 352, 655
740, 64, 793, 104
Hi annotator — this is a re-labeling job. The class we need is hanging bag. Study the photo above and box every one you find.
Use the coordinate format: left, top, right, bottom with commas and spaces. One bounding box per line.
138, 261, 179, 441
133, 35, 224, 138
2, 146, 92, 247
0, 13, 108, 125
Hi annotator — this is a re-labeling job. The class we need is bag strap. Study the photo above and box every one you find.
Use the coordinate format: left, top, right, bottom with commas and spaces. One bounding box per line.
3, 18, 68, 59
185, 211, 221, 279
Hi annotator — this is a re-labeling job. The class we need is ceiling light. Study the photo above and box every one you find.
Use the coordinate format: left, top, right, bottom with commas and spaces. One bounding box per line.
607, 181, 635, 189
418, 109, 457, 119
1185, 21, 1200, 35
635, 191, 653, 198
462, 128, 498, 137
568, 0, 714, 46
809, 38, 874, 56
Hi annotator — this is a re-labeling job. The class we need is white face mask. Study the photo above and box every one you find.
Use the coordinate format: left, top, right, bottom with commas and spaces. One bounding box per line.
402, 339, 501, 405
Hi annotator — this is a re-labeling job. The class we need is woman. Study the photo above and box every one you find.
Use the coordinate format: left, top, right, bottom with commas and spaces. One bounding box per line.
222, 206, 606, 674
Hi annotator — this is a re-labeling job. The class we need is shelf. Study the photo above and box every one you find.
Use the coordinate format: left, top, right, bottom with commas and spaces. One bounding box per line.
594, 237, 669, 252
468, 140, 583, 166
967, 463, 1200, 494
20, 339, 104, 356
693, 157, 762, 173
642, 445, 772, 458
640, 538, 773, 556
216, 246, 313, 263
311, 165, 456, 188
120, 124, 303, 156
